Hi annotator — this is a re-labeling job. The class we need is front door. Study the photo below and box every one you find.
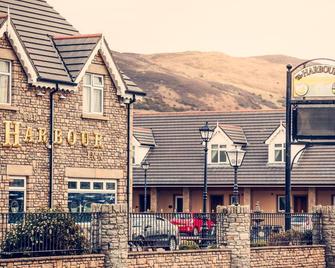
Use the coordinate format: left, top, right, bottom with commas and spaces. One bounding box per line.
294, 195, 308, 212
210, 195, 224, 212
174, 195, 183, 212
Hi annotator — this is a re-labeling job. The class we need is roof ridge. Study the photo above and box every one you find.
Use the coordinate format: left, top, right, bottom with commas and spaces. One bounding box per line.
53, 33, 102, 40
135, 108, 285, 116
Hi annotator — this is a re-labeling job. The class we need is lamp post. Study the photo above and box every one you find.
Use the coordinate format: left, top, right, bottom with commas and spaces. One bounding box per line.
141, 160, 150, 212
226, 146, 246, 205
199, 122, 214, 246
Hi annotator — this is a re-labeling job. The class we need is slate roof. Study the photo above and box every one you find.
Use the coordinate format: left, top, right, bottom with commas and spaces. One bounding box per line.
134, 127, 156, 147
219, 124, 247, 144
133, 109, 335, 187
53, 34, 102, 81
0, 0, 143, 95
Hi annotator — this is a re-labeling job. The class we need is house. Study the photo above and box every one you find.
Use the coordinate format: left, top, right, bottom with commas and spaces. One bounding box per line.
0, 0, 143, 214
132, 109, 335, 213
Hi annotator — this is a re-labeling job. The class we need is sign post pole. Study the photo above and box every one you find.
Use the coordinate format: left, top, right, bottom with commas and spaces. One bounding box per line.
285, 64, 292, 231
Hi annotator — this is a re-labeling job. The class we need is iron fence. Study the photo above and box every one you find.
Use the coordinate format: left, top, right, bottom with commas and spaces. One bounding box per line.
128, 212, 224, 251
250, 212, 322, 247
0, 212, 102, 258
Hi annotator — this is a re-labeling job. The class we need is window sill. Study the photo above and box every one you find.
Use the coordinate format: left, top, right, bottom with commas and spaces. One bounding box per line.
0, 104, 19, 111
267, 162, 285, 167
208, 163, 230, 168
82, 113, 108, 121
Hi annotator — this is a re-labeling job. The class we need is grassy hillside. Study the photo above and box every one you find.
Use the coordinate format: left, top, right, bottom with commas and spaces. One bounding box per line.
113, 51, 304, 112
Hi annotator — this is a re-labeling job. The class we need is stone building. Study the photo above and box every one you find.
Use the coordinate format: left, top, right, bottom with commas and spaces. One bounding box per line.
132, 110, 335, 213
0, 0, 143, 213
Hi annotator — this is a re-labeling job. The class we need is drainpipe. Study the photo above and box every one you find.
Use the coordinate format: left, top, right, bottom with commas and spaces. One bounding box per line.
48, 84, 59, 209
126, 95, 136, 214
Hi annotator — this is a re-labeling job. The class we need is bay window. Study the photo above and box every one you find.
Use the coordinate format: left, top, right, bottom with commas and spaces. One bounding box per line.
83, 73, 104, 114
68, 179, 116, 213
0, 60, 11, 104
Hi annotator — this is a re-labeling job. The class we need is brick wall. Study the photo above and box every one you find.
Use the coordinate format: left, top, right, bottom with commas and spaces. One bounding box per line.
251, 245, 326, 268
127, 249, 231, 268
0, 254, 105, 268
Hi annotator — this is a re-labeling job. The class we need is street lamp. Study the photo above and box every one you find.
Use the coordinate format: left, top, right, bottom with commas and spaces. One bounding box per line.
226, 146, 246, 206
199, 121, 214, 246
141, 160, 150, 212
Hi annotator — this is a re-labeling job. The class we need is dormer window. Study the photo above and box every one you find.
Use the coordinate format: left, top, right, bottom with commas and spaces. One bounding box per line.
211, 144, 227, 164
274, 143, 285, 163
83, 73, 104, 114
0, 60, 11, 104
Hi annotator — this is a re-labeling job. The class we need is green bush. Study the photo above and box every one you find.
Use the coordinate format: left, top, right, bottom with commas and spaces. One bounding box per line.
269, 230, 312, 246
1, 209, 88, 258
251, 240, 268, 247
179, 240, 200, 250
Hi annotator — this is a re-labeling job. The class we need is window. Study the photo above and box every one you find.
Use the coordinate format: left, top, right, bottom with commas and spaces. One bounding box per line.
277, 196, 286, 212
229, 194, 240, 205
83, 73, 104, 114
68, 179, 117, 213
211, 144, 227, 164
0, 60, 11, 104
274, 143, 285, 163
132, 145, 136, 165
139, 194, 151, 212
9, 177, 25, 213
174, 195, 183, 212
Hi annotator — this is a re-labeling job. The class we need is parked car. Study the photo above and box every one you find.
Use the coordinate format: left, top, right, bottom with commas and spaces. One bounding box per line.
129, 214, 179, 251
291, 215, 312, 231
170, 213, 215, 236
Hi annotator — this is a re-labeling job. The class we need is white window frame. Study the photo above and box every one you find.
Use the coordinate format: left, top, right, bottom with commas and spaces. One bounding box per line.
83, 73, 104, 114
277, 195, 286, 212
67, 178, 117, 212
210, 144, 228, 164
9, 176, 26, 213
274, 143, 285, 163
0, 59, 12, 105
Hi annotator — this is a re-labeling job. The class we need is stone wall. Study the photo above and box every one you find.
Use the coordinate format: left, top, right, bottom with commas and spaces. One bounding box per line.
0, 34, 128, 211
127, 249, 231, 268
251, 245, 326, 268
0, 254, 104, 268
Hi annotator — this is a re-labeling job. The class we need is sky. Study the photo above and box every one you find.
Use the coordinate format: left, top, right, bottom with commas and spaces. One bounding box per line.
47, 0, 335, 59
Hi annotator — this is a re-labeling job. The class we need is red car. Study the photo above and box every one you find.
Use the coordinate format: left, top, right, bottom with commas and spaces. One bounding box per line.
170, 213, 214, 236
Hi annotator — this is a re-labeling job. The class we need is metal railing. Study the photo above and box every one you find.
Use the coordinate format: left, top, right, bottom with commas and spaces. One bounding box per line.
0, 212, 102, 258
128, 212, 224, 251
250, 212, 322, 247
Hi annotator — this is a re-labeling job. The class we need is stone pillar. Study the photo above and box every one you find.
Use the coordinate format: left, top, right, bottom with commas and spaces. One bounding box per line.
183, 187, 190, 212
308, 187, 316, 212
92, 204, 128, 268
314, 206, 335, 267
217, 205, 250, 268
243, 187, 251, 208
150, 187, 158, 212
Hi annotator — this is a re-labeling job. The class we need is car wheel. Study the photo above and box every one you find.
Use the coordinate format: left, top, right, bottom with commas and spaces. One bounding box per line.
167, 237, 177, 251
193, 228, 199, 236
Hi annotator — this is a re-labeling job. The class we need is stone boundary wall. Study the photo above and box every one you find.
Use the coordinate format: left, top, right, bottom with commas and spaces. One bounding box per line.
0, 254, 105, 268
251, 245, 326, 268
127, 249, 231, 268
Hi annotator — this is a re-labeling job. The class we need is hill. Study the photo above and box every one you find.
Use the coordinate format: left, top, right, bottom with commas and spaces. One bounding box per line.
113, 51, 304, 112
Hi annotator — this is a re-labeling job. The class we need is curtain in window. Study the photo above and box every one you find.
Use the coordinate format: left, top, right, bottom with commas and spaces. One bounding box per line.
0, 74, 9, 103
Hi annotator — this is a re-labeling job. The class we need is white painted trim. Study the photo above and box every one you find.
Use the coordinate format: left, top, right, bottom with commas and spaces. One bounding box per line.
265, 123, 285, 145
5, 20, 38, 84
74, 36, 127, 98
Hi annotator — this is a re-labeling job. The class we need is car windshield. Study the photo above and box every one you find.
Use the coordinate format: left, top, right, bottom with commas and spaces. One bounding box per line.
292, 216, 307, 223
172, 214, 192, 219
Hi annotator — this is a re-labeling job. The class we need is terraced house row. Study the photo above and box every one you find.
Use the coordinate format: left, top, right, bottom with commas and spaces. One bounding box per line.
0, 0, 143, 214
132, 110, 335, 213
